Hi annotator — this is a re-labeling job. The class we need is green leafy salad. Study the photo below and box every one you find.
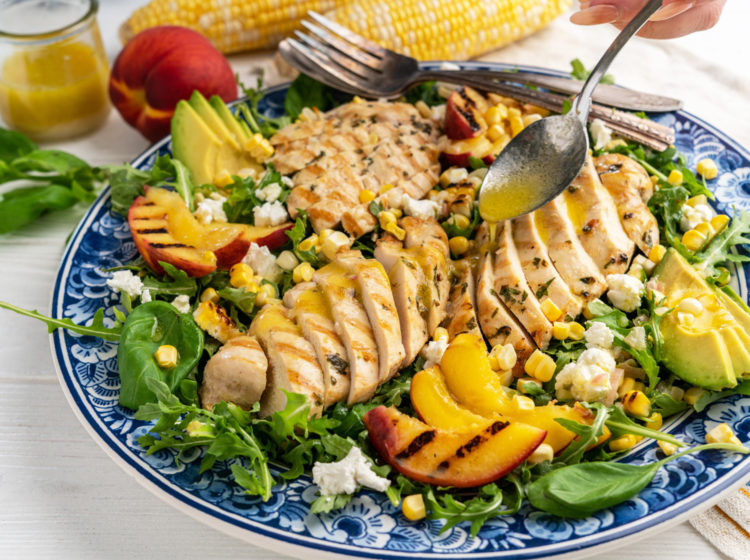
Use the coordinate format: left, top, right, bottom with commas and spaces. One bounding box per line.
1, 72, 749, 534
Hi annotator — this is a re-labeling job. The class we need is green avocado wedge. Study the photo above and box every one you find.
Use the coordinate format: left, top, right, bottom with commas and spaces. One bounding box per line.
189, 90, 242, 151
171, 100, 221, 186
210, 94, 251, 143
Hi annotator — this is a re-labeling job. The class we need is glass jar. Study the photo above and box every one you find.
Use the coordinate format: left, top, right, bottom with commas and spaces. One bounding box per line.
0, 0, 110, 141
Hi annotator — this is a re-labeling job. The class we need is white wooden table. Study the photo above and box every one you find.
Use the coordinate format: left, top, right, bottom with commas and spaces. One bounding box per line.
1, 2, 749, 558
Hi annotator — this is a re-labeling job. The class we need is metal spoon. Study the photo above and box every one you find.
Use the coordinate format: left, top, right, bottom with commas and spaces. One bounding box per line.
478, 0, 664, 223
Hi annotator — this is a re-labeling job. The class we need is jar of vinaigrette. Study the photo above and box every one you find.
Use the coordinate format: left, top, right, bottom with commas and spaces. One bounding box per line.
0, 0, 110, 141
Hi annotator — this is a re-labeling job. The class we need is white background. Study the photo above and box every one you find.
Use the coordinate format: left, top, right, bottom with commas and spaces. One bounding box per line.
1, 1, 749, 558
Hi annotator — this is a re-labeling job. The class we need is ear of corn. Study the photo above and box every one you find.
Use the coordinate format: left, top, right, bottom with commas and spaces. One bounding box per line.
122, 0, 573, 60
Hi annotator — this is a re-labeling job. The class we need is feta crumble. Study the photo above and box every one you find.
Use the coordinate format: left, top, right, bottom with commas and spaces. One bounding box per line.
401, 194, 440, 220
194, 196, 227, 225
555, 348, 617, 403
280, 176, 293, 188
606, 274, 644, 313
589, 119, 613, 150
256, 182, 282, 202
312, 446, 391, 496
421, 338, 449, 369
171, 295, 191, 314
680, 202, 713, 232
624, 326, 647, 351
253, 200, 288, 227
242, 242, 282, 282
584, 321, 614, 350
106, 270, 144, 299
140, 289, 152, 303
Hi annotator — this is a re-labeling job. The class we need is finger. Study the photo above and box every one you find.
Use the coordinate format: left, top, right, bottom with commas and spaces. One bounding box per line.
570, 0, 718, 29
634, 1, 726, 38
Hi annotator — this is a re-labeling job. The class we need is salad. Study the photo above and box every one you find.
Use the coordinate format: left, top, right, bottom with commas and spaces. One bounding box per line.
2, 72, 749, 533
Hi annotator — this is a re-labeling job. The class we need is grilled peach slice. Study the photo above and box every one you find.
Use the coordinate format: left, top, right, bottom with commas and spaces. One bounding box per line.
439, 134, 493, 168
444, 87, 489, 140
364, 405, 545, 487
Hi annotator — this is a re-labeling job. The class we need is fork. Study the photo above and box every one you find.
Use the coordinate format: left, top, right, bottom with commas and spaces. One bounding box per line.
279, 12, 675, 151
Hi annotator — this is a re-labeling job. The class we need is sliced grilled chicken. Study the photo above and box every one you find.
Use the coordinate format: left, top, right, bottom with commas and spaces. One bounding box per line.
374, 235, 430, 366
594, 153, 660, 253
200, 335, 268, 412
534, 197, 607, 302
512, 213, 583, 320
314, 263, 380, 404
492, 221, 553, 349
249, 304, 326, 417
475, 224, 536, 366
441, 259, 482, 340
335, 250, 405, 381
401, 216, 450, 257
283, 283, 351, 406
562, 156, 635, 274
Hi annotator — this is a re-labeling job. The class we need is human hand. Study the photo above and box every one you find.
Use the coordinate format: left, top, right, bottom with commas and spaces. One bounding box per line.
570, 0, 727, 39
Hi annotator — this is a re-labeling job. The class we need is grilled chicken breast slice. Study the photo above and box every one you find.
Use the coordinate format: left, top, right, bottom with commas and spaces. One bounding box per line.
283, 283, 351, 406
594, 153, 660, 253
534, 197, 607, 302
249, 304, 326, 417
512, 213, 583, 320
562, 157, 635, 274
441, 260, 482, 340
314, 263, 380, 404
492, 221, 553, 349
335, 250, 405, 382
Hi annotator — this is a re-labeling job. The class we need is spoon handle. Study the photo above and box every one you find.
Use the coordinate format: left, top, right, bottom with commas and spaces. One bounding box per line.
573, 0, 664, 123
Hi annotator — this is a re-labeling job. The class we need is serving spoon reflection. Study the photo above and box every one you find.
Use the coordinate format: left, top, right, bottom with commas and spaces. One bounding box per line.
477, 0, 665, 223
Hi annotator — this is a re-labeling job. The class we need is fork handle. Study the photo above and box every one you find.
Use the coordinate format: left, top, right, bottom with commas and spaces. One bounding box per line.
417, 70, 674, 151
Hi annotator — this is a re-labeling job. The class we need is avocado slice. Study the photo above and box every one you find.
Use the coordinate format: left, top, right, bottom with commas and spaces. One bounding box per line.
209, 95, 250, 143
189, 91, 242, 151
171, 100, 221, 186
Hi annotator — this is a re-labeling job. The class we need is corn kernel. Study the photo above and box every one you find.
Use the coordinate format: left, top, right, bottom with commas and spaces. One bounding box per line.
451, 214, 471, 230
684, 386, 706, 406
696, 158, 718, 180
568, 322, 585, 340
645, 412, 663, 431
229, 263, 254, 288
648, 244, 667, 264
415, 100, 431, 119
524, 349, 544, 375
527, 443, 554, 465
276, 250, 299, 271
509, 115, 525, 137
694, 221, 713, 238
200, 287, 219, 304
667, 169, 683, 185
378, 210, 397, 228
485, 103, 508, 124
379, 183, 395, 194
384, 222, 406, 241
487, 123, 506, 142
667, 385, 685, 402
433, 327, 449, 344
298, 234, 319, 253
651, 175, 659, 186
524, 349, 555, 382
256, 283, 277, 306
706, 423, 743, 446
321, 231, 351, 261
440, 167, 469, 186
497, 368, 514, 386
517, 377, 543, 394
391, 208, 404, 219
552, 321, 571, 340
154, 344, 178, 369
710, 214, 730, 233
513, 394, 536, 412
402, 494, 426, 521
359, 189, 376, 204
687, 194, 707, 207
658, 440, 678, 456
449, 236, 470, 256
192, 301, 238, 343
292, 262, 314, 284
540, 298, 563, 322
609, 434, 638, 452
522, 113, 542, 127
682, 229, 706, 251
677, 297, 703, 315
622, 390, 651, 417
490, 343, 517, 371
214, 169, 233, 188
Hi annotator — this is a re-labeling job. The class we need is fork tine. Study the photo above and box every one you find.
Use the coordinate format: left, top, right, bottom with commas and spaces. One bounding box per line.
285, 38, 374, 94
280, 41, 364, 96
300, 20, 384, 71
307, 11, 387, 58
294, 31, 379, 80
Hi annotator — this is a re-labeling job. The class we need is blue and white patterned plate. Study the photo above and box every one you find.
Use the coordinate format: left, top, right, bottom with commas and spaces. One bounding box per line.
50, 62, 750, 559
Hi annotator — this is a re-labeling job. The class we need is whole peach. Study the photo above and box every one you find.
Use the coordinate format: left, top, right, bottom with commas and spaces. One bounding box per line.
109, 26, 236, 143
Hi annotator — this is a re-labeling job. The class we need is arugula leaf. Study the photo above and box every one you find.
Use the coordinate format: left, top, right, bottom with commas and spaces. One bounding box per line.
404, 81, 443, 107
284, 73, 332, 121
102, 155, 183, 216
555, 403, 610, 464
236, 73, 293, 138
693, 380, 750, 412
310, 493, 353, 514
569, 58, 615, 85
467, 156, 488, 170
442, 207, 481, 239
695, 210, 750, 279
286, 210, 323, 267
0, 127, 36, 162
142, 261, 198, 297
0, 185, 81, 233
0, 301, 122, 340
651, 391, 690, 417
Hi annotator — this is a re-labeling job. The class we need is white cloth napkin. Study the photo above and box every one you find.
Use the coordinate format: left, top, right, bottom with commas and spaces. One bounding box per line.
690, 484, 750, 560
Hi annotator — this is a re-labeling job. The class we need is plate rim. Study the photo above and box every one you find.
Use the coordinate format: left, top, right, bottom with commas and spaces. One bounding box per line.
49, 61, 750, 560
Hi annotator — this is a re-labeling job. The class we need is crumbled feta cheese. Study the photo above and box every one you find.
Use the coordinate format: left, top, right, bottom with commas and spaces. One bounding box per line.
253, 200, 288, 227
555, 348, 617, 403
585, 321, 614, 350
589, 119, 613, 150
171, 295, 191, 314
140, 289, 152, 303
431, 104, 446, 121
680, 202, 713, 231
401, 194, 440, 220
606, 274, 644, 312
256, 182, 282, 202
106, 270, 144, 298
624, 326, 647, 351
421, 338, 449, 369
312, 446, 391, 496
242, 242, 282, 282
194, 196, 227, 225
280, 176, 293, 188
